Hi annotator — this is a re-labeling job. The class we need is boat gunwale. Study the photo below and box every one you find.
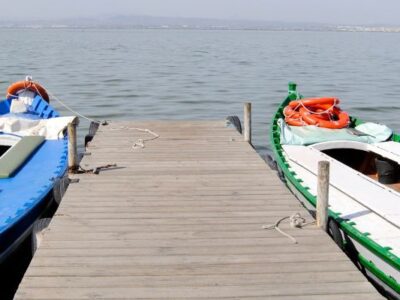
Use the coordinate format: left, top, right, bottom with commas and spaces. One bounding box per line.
269, 82, 400, 293
0, 93, 68, 262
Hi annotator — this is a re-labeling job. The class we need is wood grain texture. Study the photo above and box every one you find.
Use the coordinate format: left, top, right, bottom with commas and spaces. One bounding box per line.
15, 121, 382, 299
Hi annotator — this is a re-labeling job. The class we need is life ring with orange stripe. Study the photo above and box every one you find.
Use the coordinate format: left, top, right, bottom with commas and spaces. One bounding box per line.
299, 106, 349, 129
283, 106, 304, 126
283, 97, 349, 129
288, 97, 339, 109
7, 81, 50, 102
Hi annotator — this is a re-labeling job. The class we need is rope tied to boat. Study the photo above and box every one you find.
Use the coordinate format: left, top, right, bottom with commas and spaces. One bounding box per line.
7, 77, 107, 125
45, 88, 107, 125
262, 213, 315, 244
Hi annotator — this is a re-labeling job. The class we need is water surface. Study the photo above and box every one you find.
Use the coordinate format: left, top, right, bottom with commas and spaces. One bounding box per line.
1, 28, 399, 154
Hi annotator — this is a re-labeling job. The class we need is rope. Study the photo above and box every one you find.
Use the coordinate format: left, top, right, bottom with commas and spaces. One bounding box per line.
45, 88, 103, 125
78, 163, 117, 174
298, 98, 338, 115
283, 103, 307, 126
262, 213, 315, 244
110, 126, 159, 149
8, 77, 105, 125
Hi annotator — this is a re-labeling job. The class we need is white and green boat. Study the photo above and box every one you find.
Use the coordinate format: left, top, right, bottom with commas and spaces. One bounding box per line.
270, 82, 400, 298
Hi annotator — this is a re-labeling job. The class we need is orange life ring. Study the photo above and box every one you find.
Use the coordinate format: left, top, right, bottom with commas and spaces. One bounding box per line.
283, 106, 301, 119
288, 97, 339, 109
285, 116, 306, 126
284, 105, 304, 126
7, 81, 50, 102
298, 104, 336, 125
283, 96, 349, 129
299, 106, 349, 129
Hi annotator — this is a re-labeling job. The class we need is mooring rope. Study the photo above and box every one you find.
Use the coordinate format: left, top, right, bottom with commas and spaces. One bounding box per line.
14, 78, 159, 149
262, 213, 316, 244
9, 77, 102, 124
45, 89, 104, 124
46, 88, 160, 149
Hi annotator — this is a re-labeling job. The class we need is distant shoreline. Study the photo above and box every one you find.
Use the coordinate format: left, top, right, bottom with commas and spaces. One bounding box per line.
0, 25, 399, 33
1, 14, 399, 33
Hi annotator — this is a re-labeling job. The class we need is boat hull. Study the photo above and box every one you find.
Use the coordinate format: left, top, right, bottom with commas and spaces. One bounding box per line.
281, 170, 399, 298
270, 83, 400, 298
0, 173, 68, 263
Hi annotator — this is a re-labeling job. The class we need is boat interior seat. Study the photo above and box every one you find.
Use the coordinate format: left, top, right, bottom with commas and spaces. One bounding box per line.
0, 136, 45, 178
283, 144, 400, 228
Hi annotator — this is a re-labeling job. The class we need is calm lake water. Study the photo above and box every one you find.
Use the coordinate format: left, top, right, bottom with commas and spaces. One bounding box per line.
0, 28, 398, 298
1, 28, 400, 154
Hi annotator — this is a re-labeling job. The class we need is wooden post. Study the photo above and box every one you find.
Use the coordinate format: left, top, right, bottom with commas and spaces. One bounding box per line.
317, 160, 330, 231
243, 102, 252, 144
68, 117, 80, 173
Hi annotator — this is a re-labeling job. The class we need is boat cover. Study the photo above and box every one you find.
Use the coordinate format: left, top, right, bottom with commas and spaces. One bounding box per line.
0, 136, 44, 178
279, 119, 392, 146
0, 114, 75, 140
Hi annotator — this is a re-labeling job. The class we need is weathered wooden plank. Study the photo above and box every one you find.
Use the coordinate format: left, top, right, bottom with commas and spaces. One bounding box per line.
16, 120, 380, 299
30, 252, 349, 267
28, 236, 353, 249
15, 282, 379, 299
47, 216, 308, 227
18, 271, 369, 288
34, 244, 340, 257
15, 294, 383, 300
22, 261, 360, 277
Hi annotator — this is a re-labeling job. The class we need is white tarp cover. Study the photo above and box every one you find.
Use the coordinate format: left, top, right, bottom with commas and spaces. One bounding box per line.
0, 115, 75, 140
279, 118, 392, 145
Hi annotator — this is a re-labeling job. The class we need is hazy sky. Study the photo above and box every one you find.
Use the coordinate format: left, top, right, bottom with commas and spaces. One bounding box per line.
1, 0, 400, 25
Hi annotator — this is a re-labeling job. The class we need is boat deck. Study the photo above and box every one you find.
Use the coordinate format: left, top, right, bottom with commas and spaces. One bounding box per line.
15, 121, 382, 299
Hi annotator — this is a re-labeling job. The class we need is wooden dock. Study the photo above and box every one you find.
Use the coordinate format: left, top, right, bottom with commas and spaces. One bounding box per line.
16, 120, 381, 299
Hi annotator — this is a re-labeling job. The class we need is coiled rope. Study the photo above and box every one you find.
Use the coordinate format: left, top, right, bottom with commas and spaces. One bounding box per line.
110, 126, 159, 149
262, 213, 315, 244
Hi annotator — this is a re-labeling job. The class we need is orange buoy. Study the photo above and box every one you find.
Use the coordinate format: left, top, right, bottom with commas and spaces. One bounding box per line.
288, 97, 339, 109
304, 108, 350, 129
283, 97, 349, 129
298, 105, 336, 125
285, 116, 306, 126
7, 81, 50, 102
284, 105, 304, 126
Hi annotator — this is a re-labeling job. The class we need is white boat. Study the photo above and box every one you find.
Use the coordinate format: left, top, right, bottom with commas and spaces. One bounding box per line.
270, 82, 400, 298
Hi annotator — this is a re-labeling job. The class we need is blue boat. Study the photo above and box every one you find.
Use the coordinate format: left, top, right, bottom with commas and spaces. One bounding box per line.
0, 79, 72, 262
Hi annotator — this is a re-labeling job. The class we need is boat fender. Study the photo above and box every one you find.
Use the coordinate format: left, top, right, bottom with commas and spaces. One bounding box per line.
276, 167, 286, 183
265, 153, 278, 170
343, 235, 366, 273
85, 121, 101, 147
327, 218, 344, 249
226, 116, 242, 134
7, 80, 50, 102
52, 176, 69, 205
31, 218, 52, 255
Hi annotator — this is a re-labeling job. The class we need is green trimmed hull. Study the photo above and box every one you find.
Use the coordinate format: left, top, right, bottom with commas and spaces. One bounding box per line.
269, 83, 400, 298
